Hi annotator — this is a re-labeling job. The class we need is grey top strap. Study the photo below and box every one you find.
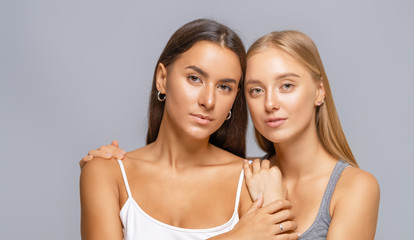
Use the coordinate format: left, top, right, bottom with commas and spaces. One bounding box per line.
299, 160, 350, 239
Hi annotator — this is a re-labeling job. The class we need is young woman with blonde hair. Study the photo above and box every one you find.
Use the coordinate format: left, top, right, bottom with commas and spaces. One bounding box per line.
243, 30, 379, 239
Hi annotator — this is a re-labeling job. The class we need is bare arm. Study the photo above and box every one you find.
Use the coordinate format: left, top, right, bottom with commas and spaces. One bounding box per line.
327, 167, 380, 240
80, 158, 124, 240
209, 196, 299, 240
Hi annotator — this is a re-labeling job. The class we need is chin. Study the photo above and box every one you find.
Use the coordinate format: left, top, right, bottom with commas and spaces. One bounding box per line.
185, 127, 216, 141
260, 130, 292, 144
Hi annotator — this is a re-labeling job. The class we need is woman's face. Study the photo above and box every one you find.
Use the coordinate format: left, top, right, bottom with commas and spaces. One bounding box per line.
158, 41, 242, 140
245, 47, 324, 144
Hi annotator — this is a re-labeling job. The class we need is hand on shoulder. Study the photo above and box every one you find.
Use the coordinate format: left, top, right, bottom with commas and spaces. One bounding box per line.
79, 140, 126, 168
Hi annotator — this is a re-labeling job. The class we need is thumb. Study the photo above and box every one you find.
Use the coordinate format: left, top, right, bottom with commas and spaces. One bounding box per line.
111, 139, 119, 147
244, 192, 263, 215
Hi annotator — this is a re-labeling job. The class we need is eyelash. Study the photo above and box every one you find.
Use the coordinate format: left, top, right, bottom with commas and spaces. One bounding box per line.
188, 75, 233, 92
248, 83, 294, 97
281, 83, 294, 91
249, 88, 264, 97
218, 84, 232, 92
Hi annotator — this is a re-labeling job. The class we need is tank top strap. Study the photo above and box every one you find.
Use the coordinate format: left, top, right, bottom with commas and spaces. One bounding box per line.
233, 167, 245, 212
320, 160, 350, 218
117, 159, 133, 198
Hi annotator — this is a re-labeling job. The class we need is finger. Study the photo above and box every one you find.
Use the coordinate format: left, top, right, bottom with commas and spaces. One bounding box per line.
274, 232, 300, 240
270, 166, 282, 175
263, 199, 292, 214
244, 192, 263, 215
88, 149, 113, 159
79, 154, 93, 168
111, 139, 119, 147
273, 209, 295, 224
107, 143, 126, 156
99, 145, 126, 159
261, 159, 270, 169
276, 221, 297, 234
252, 159, 261, 173
244, 160, 253, 180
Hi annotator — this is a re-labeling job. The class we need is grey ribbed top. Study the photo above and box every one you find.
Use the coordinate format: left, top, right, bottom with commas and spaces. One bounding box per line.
299, 160, 349, 239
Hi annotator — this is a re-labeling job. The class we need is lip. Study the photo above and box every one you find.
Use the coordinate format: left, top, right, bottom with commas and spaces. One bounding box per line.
190, 113, 213, 125
264, 117, 287, 128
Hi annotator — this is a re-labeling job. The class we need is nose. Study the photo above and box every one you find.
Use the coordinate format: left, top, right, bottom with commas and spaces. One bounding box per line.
265, 89, 279, 112
198, 84, 215, 110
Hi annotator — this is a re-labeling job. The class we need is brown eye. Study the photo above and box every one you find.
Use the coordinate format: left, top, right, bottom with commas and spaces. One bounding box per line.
188, 75, 201, 83
218, 84, 232, 92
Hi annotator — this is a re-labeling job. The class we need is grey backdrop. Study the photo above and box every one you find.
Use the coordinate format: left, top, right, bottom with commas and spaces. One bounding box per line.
1, 0, 413, 239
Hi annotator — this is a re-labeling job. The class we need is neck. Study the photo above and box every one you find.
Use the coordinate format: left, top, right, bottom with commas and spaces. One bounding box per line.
149, 115, 211, 170
273, 124, 335, 180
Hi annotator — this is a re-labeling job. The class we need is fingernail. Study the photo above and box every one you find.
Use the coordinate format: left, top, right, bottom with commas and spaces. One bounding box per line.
297, 233, 301, 237
257, 192, 263, 200
106, 153, 111, 157
121, 150, 126, 154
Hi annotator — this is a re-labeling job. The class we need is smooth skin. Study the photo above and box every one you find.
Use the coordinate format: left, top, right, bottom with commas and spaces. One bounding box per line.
244, 47, 380, 239
80, 41, 299, 240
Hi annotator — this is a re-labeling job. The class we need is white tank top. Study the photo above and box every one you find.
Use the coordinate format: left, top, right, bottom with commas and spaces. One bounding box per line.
117, 160, 244, 240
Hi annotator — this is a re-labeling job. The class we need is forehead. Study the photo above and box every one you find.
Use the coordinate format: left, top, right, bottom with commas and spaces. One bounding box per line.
172, 41, 242, 81
246, 47, 310, 79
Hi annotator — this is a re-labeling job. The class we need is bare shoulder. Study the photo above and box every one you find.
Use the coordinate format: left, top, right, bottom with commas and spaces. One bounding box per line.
327, 165, 380, 239
80, 157, 120, 188
337, 166, 380, 197
208, 144, 245, 165
332, 165, 380, 215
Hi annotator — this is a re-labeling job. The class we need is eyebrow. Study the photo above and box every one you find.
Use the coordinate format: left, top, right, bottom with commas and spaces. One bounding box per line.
245, 73, 301, 85
275, 73, 301, 80
245, 79, 262, 85
186, 65, 209, 78
219, 78, 237, 84
186, 65, 237, 84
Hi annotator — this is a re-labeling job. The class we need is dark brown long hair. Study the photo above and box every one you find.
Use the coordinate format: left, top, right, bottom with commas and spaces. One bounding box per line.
146, 19, 248, 157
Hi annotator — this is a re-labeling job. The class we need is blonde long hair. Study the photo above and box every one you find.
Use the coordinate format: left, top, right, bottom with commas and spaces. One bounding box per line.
247, 31, 358, 167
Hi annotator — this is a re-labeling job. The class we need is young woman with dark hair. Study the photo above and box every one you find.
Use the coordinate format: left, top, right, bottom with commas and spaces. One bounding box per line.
80, 19, 298, 240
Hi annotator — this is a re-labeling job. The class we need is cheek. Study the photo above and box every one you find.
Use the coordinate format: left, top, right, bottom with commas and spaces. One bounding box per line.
283, 89, 315, 120
166, 77, 199, 106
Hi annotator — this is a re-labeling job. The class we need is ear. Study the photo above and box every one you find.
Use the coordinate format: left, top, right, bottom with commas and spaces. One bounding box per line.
155, 63, 167, 94
314, 80, 326, 106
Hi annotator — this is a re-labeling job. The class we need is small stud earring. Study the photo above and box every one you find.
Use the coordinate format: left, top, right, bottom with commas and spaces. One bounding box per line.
317, 99, 325, 106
